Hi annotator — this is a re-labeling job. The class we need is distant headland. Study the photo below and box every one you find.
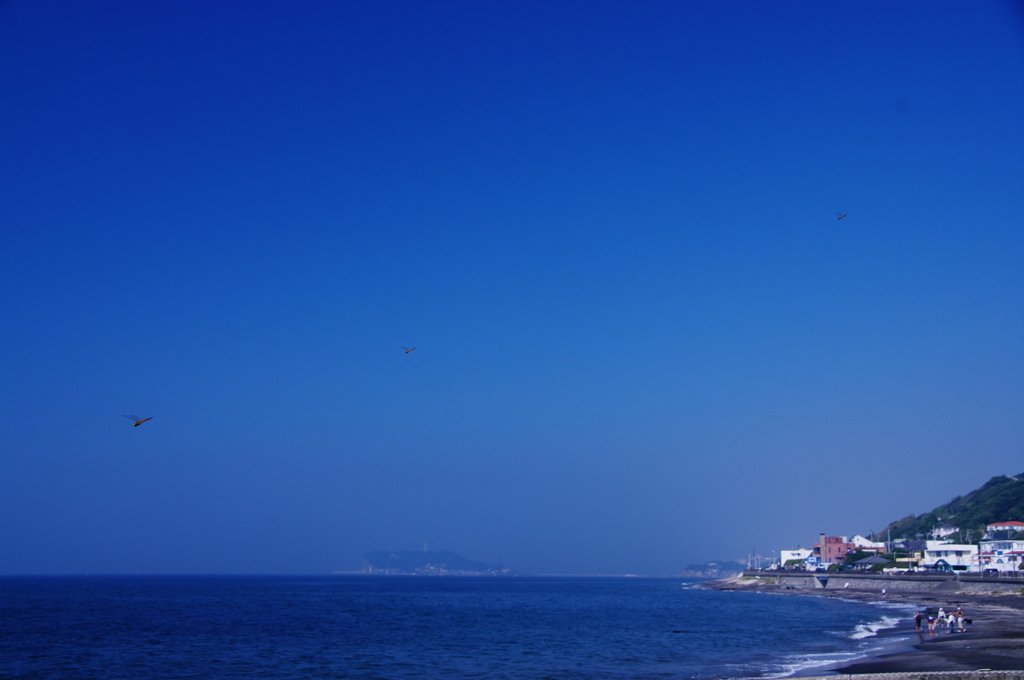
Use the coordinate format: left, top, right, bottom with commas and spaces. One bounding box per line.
680, 560, 748, 577
363, 550, 514, 576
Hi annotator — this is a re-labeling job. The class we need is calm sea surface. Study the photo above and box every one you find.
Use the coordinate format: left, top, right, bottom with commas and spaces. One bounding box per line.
0, 576, 915, 679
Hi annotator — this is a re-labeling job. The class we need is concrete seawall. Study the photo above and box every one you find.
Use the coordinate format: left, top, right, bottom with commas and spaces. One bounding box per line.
743, 570, 1024, 594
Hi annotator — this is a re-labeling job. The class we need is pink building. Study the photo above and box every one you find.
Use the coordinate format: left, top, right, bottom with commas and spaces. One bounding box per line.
815, 533, 856, 564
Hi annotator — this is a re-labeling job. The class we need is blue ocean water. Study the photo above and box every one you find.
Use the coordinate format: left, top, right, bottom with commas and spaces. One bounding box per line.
0, 576, 914, 679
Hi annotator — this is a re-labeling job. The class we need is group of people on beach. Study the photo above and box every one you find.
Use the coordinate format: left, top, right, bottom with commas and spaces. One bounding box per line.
915, 607, 967, 636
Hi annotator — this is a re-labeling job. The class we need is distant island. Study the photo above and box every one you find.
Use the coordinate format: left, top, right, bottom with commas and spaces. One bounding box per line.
363, 550, 514, 576
681, 560, 748, 577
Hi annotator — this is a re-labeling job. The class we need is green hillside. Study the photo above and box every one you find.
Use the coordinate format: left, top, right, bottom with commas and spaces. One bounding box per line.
873, 473, 1024, 542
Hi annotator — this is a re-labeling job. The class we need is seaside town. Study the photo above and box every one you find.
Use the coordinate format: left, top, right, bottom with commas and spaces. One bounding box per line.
712, 515, 1024, 674
759, 521, 1024, 574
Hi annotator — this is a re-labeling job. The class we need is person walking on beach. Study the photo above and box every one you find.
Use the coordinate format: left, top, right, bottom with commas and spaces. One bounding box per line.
956, 610, 966, 633
947, 612, 957, 634
927, 613, 937, 636
915, 611, 924, 631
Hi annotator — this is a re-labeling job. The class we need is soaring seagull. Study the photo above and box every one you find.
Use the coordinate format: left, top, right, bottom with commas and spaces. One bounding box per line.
835, 212, 848, 220
401, 346, 416, 354
124, 415, 153, 427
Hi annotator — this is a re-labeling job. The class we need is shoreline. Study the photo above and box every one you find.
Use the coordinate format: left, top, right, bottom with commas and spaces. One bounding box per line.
706, 576, 1024, 675
788, 603, 920, 678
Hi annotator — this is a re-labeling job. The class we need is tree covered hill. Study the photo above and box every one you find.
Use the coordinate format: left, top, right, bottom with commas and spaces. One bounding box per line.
681, 561, 748, 577
874, 473, 1024, 542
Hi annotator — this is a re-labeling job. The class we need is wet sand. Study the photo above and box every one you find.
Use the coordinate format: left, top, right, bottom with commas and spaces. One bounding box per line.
832, 591, 1024, 674
707, 579, 1024, 674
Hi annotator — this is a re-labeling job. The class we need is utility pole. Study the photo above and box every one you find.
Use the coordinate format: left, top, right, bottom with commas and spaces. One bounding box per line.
971, 529, 980, 573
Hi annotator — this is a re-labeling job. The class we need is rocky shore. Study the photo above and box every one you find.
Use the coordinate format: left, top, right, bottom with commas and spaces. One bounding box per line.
706, 575, 1024, 675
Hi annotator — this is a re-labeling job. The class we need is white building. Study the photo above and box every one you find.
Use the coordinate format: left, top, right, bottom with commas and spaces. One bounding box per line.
850, 535, 885, 551
779, 548, 813, 567
979, 539, 1024, 572
923, 541, 978, 570
985, 521, 1024, 537
931, 524, 959, 540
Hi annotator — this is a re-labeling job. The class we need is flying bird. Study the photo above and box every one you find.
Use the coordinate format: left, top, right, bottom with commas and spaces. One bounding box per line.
401, 346, 416, 354
124, 415, 153, 427
835, 212, 848, 220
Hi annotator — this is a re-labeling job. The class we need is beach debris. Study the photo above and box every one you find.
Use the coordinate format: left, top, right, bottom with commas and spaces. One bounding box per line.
124, 415, 153, 427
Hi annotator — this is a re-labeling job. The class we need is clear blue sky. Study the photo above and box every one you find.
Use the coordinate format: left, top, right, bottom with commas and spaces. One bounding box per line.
2, 0, 1022, 575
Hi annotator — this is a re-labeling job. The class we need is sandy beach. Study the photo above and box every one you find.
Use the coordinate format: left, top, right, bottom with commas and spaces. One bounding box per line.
707, 577, 1024, 674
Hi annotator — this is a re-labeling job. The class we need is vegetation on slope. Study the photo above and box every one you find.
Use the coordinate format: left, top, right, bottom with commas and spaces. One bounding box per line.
681, 561, 747, 577
872, 473, 1024, 542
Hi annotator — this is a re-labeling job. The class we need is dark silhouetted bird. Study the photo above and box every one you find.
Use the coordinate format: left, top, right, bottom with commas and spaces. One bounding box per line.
401, 346, 416, 354
835, 212, 848, 220
124, 415, 153, 427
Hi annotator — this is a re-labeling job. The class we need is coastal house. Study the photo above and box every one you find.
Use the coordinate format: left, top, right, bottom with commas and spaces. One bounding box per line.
850, 535, 885, 552
849, 555, 890, 571
978, 538, 1024, 572
922, 541, 977, 571
779, 548, 813, 568
889, 538, 927, 557
896, 539, 927, 566
931, 524, 960, 540
985, 521, 1024, 539
815, 534, 856, 565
